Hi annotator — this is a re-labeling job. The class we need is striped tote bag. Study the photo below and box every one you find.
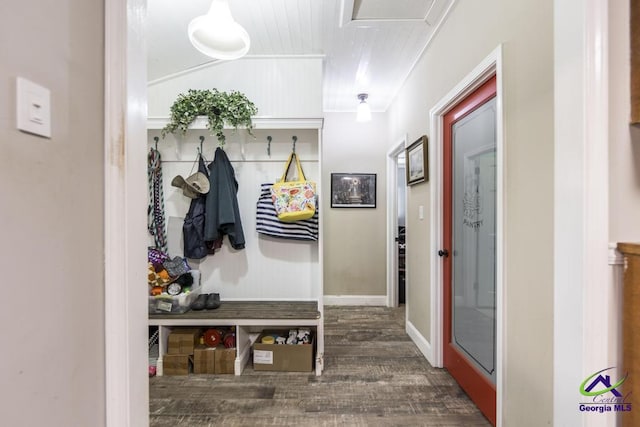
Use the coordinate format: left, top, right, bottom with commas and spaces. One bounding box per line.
256, 183, 319, 241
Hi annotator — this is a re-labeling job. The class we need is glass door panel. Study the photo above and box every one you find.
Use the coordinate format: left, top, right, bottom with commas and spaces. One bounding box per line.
451, 97, 497, 384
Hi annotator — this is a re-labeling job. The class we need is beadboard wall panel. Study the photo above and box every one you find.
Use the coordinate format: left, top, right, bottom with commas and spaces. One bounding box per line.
147, 57, 323, 119
148, 128, 320, 300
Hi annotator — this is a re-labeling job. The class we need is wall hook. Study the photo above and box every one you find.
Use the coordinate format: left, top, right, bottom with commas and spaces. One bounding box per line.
153, 136, 159, 151
198, 136, 205, 155
292, 135, 298, 153
267, 135, 272, 157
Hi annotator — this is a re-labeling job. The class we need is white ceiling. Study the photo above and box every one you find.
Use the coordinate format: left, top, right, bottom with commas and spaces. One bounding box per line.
146, 0, 453, 112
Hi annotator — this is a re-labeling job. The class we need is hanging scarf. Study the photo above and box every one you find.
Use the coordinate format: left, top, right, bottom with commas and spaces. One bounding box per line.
148, 148, 168, 253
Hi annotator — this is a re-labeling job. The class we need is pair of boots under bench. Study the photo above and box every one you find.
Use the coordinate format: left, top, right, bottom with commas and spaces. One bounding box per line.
191, 293, 220, 310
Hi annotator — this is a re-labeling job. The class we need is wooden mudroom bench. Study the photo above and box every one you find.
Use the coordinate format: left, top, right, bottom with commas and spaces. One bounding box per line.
149, 300, 323, 376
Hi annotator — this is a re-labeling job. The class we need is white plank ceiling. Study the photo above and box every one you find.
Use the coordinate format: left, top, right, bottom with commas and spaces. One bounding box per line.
146, 0, 454, 113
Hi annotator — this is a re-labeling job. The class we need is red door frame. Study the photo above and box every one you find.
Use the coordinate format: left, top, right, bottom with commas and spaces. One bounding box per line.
442, 75, 497, 426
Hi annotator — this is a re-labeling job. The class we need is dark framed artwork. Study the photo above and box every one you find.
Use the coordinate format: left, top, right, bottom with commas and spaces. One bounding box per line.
330, 173, 376, 208
406, 135, 428, 185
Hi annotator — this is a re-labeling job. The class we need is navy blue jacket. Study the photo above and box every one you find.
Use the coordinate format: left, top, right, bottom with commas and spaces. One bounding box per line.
204, 147, 246, 250
182, 154, 209, 259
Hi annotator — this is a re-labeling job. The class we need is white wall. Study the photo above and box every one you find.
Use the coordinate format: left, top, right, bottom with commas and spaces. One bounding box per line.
322, 112, 389, 299
147, 54, 324, 302
148, 57, 323, 119
0, 0, 106, 425
609, 0, 640, 242
387, 0, 554, 424
397, 163, 406, 227
149, 128, 321, 300
603, 3, 640, 424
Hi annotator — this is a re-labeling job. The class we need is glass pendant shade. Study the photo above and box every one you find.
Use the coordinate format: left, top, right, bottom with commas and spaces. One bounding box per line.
188, 0, 250, 60
356, 93, 372, 122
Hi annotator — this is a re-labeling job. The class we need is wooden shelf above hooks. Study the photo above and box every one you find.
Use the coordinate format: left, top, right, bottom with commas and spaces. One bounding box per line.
146, 117, 324, 131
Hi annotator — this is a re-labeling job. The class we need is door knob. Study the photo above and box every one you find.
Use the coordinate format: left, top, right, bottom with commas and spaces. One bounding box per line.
438, 249, 449, 257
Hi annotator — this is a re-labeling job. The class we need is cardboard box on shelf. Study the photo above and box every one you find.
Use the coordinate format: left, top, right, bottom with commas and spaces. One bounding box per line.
214, 347, 236, 374
163, 354, 191, 376
193, 346, 216, 374
253, 330, 314, 372
167, 328, 202, 355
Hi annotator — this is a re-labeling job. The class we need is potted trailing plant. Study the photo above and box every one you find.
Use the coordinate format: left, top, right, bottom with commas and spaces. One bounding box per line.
161, 88, 258, 145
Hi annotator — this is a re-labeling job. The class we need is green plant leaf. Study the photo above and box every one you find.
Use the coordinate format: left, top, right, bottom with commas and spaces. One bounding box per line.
161, 88, 257, 144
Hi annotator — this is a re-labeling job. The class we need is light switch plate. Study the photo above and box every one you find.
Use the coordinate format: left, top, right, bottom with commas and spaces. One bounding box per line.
16, 77, 51, 138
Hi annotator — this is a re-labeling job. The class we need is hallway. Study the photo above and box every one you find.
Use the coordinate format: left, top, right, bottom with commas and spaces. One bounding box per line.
149, 305, 490, 426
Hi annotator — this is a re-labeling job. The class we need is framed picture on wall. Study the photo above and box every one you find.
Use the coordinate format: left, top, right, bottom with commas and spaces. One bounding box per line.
330, 173, 376, 208
406, 135, 428, 185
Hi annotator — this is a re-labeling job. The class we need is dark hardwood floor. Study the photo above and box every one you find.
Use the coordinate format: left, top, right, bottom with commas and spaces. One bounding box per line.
149, 305, 491, 426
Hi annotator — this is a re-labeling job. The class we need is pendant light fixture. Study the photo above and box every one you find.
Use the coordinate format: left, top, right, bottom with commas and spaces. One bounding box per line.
356, 93, 372, 122
188, 0, 250, 60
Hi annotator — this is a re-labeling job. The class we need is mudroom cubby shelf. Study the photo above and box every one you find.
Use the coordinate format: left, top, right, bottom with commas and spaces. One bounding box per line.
147, 117, 325, 376
149, 300, 322, 376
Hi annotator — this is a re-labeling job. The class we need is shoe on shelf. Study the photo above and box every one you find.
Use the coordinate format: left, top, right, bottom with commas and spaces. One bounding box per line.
191, 293, 208, 311
205, 293, 221, 310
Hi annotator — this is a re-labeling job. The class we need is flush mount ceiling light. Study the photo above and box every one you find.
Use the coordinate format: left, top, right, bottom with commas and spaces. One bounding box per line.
356, 93, 372, 122
188, 0, 251, 60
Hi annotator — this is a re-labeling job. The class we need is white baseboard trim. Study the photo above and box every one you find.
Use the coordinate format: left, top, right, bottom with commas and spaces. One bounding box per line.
323, 295, 388, 306
406, 320, 435, 366
609, 242, 624, 266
